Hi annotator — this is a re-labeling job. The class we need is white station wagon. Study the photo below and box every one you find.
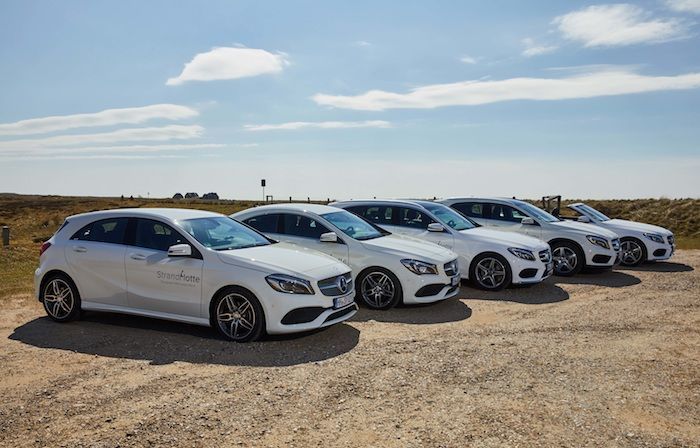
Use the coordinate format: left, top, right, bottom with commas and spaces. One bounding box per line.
35, 208, 357, 342
233, 204, 460, 310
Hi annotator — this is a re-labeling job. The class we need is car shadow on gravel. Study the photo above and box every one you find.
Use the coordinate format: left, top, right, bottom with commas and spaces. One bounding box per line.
9, 313, 359, 367
553, 269, 641, 288
459, 280, 569, 304
352, 297, 472, 324
617, 261, 694, 273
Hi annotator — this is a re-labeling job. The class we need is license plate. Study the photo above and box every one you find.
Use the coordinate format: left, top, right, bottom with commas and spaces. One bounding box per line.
450, 275, 461, 286
334, 293, 354, 309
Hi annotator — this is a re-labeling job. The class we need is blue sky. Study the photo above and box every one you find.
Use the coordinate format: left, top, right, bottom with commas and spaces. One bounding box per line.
0, 0, 699, 199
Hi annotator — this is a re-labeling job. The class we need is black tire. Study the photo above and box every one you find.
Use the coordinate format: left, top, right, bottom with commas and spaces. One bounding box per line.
355, 267, 402, 310
210, 287, 265, 342
469, 252, 512, 291
619, 237, 647, 267
550, 241, 584, 276
40, 273, 81, 322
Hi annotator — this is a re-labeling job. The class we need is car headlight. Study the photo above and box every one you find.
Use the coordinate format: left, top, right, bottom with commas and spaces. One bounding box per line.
507, 247, 535, 261
265, 274, 314, 294
586, 235, 610, 249
643, 233, 664, 244
401, 259, 438, 275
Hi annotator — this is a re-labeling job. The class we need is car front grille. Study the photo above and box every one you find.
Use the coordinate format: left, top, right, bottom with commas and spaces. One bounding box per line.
611, 238, 620, 251
444, 259, 459, 276
539, 249, 551, 262
318, 272, 354, 297
668, 235, 675, 245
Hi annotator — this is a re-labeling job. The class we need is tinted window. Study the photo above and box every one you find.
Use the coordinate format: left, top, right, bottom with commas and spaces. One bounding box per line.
421, 202, 477, 231
71, 218, 127, 244
134, 219, 188, 251
180, 217, 270, 250
281, 214, 330, 239
321, 211, 384, 240
396, 207, 435, 229
452, 202, 484, 218
490, 204, 527, 223
244, 214, 281, 233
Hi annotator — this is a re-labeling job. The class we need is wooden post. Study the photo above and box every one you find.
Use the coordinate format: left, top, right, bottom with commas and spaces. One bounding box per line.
1, 226, 9, 247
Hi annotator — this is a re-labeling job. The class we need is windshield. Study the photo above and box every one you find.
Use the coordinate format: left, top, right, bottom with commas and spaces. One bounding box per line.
577, 204, 610, 221
420, 202, 477, 231
321, 211, 384, 240
179, 217, 271, 251
516, 202, 560, 223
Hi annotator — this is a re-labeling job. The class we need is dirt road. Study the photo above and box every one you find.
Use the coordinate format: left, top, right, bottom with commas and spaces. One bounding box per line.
1, 252, 698, 447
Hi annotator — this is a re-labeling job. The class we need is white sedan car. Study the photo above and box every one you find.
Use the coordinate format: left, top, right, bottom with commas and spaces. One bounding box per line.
440, 198, 621, 276
564, 202, 675, 266
333, 200, 553, 291
35, 208, 357, 342
233, 204, 461, 310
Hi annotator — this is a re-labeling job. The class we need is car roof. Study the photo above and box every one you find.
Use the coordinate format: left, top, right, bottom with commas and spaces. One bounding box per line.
333, 199, 429, 208
442, 197, 530, 206
68, 208, 223, 222
235, 203, 342, 216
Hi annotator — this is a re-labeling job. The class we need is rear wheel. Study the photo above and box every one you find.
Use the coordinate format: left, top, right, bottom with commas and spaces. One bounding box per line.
620, 238, 646, 266
551, 241, 584, 276
41, 274, 81, 322
356, 268, 402, 310
211, 287, 265, 342
469, 253, 511, 291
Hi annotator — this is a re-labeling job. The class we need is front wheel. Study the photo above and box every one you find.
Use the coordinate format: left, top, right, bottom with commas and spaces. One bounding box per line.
469, 253, 512, 291
356, 268, 402, 310
620, 238, 646, 266
211, 287, 265, 342
41, 274, 81, 322
551, 241, 584, 276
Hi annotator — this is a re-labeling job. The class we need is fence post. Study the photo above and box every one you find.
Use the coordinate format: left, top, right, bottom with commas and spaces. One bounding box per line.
1, 226, 9, 247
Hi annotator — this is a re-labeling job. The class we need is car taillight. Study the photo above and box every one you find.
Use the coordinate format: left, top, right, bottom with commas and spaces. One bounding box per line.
40, 242, 52, 256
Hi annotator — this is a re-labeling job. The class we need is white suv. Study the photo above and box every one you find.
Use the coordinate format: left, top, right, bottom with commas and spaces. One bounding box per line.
440, 198, 622, 276
35, 208, 357, 342
332, 200, 553, 291
233, 204, 460, 309
565, 202, 675, 266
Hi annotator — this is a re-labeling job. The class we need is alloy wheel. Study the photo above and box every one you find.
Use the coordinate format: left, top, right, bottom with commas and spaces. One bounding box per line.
216, 293, 256, 341
620, 240, 643, 266
553, 246, 578, 274
43, 278, 75, 320
361, 272, 396, 308
475, 257, 507, 289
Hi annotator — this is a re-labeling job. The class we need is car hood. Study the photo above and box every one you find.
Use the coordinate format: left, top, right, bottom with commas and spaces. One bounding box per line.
602, 219, 672, 236
216, 242, 348, 279
551, 220, 619, 239
361, 234, 456, 262
459, 227, 549, 251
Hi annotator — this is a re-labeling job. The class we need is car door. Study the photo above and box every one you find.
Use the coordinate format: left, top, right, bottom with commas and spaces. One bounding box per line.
277, 213, 350, 264
65, 217, 129, 307
488, 204, 542, 238
124, 218, 203, 318
373, 205, 454, 249
450, 201, 488, 226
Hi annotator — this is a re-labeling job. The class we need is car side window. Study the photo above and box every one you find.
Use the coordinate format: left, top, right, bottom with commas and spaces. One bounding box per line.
452, 202, 484, 218
355, 205, 394, 225
396, 207, 435, 229
490, 204, 527, 223
244, 214, 280, 233
280, 214, 330, 239
133, 219, 188, 252
71, 218, 128, 244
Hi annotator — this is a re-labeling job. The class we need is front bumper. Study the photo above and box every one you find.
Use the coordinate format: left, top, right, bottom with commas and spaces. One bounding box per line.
402, 266, 461, 305
584, 245, 620, 268
644, 239, 675, 261
508, 249, 552, 285
264, 289, 358, 335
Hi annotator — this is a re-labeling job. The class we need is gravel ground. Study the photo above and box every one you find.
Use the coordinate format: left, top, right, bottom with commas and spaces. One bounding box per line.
0, 251, 698, 447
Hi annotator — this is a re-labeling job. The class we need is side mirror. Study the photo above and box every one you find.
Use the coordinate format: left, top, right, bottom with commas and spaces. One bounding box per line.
521, 217, 536, 226
320, 232, 338, 243
168, 243, 192, 257
428, 223, 445, 232
577, 216, 591, 223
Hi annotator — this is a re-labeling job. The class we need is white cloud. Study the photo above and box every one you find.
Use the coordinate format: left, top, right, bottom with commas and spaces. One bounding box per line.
521, 38, 558, 57
166, 47, 289, 85
353, 40, 372, 47
312, 69, 700, 110
244, 120, 391, 131
0, 143, 225, 157
459, 56, 478, 64
0, 125, 204, 151
553, 4, 689, 47
4, 154, 191, 161
0, 104, 198, 137
666, 0, 700, 13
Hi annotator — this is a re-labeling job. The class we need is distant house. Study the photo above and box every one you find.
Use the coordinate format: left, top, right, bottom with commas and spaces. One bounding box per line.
202, 192, 219, 200
184, 192, 199, 199
172, 193, 184, 199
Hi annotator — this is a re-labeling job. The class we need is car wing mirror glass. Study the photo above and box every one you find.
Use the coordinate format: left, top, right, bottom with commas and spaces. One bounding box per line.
520, 217, 535, 225
320, 232, 338, 243
168, 243, 192, 257
577, 216, 591, 223
427, 223, 445, 232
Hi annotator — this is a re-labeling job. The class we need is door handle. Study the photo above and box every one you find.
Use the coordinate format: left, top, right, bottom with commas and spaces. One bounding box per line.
130, 253, 146, 261
73, 246, 87, 253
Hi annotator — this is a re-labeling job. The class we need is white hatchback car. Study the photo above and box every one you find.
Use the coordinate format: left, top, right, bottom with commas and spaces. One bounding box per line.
440, 198, 622, 276
233, 204, 461, 310
333, 200, 553, 291
564, 202, 675, 266
35, 208, 357, 342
